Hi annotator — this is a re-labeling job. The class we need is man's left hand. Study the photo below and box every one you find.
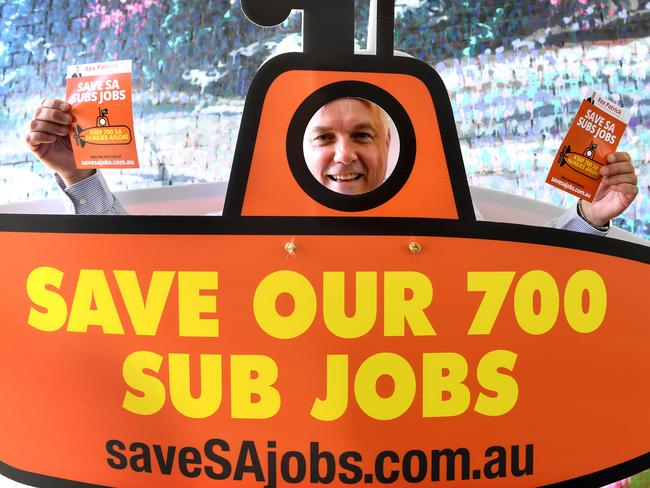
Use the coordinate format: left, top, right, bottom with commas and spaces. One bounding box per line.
580, 152, 638, 228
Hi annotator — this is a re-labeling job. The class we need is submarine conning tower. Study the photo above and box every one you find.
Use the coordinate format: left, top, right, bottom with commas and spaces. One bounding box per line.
240, 0, 396, 58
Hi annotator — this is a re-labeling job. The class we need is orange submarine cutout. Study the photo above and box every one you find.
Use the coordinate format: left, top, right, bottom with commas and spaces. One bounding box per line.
0, 1, 648, 487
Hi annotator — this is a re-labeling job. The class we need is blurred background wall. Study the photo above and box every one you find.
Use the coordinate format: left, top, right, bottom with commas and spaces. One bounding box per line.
1, 0, 648, 239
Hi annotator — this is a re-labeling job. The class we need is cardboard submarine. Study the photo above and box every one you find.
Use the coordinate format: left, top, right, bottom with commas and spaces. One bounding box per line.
0, 1, 648, 486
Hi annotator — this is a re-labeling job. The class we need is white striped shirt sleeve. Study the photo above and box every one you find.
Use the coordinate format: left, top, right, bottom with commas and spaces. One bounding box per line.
55, 171, 128, 215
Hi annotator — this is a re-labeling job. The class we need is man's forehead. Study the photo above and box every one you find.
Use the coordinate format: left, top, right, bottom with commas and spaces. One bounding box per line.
323, 97, 376, 114
309, 98, 383, 127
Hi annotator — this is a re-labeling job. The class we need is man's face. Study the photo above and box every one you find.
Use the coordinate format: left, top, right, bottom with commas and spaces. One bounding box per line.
303, 98, 391, 195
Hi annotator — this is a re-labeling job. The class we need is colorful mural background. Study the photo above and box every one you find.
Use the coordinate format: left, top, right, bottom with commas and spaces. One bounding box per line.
0, 0, 648, 240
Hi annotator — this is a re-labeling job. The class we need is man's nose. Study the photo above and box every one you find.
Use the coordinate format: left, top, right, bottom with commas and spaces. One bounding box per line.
334, 138, 357, 164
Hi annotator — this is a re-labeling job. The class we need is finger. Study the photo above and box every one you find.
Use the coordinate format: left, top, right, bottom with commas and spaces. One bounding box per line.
606, 151, 631, 164
601, 159, 635, 177
29, 119, 70, 137
25, 131, 57, 149
33, 106, 74, 125
601, 172, 638, 187
40, 99, 71, 112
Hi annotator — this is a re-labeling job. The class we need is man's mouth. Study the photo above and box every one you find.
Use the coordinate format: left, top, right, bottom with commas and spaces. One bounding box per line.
327, 174, 362, 182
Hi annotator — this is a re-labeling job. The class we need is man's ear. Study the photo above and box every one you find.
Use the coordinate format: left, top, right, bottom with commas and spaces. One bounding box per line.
386, 127, 391, 149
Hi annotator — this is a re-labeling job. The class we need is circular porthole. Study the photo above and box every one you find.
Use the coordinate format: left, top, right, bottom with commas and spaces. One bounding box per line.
286, 81, 416, 212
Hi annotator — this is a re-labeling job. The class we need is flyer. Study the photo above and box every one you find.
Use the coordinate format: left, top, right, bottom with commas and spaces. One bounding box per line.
546, 92, 630, 202
65, 60, 139, 169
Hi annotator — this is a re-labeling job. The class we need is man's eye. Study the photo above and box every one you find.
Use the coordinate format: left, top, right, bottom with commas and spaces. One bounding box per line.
354, 132, 373, 141
314, 134, 333, 143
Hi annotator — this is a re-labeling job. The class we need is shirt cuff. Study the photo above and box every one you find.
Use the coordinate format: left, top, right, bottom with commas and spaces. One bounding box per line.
550, 203, 609, 236
55, 171, 127, 215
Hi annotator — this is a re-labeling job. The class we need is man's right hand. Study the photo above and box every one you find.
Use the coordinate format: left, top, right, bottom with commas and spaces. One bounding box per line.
25, 98, 95, 186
